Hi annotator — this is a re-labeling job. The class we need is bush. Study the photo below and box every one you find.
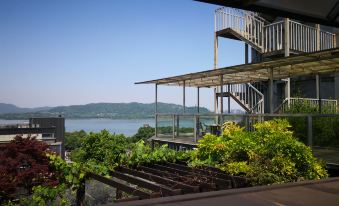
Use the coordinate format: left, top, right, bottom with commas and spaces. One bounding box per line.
64, 130, 87, 151
70, 130, 128, 169
0, 136, 59, 204
189, 119, 328, 185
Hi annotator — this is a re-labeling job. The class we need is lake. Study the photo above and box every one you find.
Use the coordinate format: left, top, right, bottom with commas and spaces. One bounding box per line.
0, 119, 155, 136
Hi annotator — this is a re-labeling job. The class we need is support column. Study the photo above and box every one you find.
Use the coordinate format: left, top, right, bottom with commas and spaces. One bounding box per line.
269, 68, 274, 114
183, 80, 186, 113
197, 87, 200, 113
316, 74, 321, 113
220, 75, 224, 125
155, 84, 158, 137
284, 18, 291, 106
245, 43, 249, 64
316, 24, 320, 51
228, 84, 231, 114
214, 33, 219, 114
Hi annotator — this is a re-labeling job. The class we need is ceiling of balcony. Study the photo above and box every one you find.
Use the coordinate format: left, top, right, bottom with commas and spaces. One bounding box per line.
196, 0, 339, 28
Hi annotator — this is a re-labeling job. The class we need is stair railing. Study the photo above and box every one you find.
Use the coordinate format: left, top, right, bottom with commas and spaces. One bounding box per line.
215, 7, 266, 51
225, 83, 264, 113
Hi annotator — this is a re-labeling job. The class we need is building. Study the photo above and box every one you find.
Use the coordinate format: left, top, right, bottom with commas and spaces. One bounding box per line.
135, 0, 339, 164
0, 117, 65, 158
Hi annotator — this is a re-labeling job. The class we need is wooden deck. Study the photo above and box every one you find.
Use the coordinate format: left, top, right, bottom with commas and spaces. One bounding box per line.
112, 177, 339, 206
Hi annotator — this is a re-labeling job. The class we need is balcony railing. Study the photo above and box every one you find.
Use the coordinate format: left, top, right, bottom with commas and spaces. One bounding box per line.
154, 113, 339, 165
215, 7, 337, 54
275, 98, 338, 114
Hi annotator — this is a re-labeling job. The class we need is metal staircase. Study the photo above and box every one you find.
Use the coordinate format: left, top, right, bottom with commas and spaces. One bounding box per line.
217, 83, 264, 113
215, 7, 336, 55
214, 7, 337, 114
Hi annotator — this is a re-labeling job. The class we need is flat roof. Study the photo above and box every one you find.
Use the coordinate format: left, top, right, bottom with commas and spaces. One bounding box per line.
135, 48, 339, 88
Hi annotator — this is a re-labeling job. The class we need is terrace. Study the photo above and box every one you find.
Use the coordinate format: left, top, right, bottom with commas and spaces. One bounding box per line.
136, 48, 339, 166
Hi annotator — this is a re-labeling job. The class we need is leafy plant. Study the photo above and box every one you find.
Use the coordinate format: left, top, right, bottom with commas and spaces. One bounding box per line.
189, 120, 328, 185
0, 136, 58, 204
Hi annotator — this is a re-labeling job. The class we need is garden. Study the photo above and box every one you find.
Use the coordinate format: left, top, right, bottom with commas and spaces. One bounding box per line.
0, 119, 329, 205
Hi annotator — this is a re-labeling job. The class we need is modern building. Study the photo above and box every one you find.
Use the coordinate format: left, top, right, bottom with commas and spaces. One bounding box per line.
135, 1, 339, 156
0, 117, 65, 158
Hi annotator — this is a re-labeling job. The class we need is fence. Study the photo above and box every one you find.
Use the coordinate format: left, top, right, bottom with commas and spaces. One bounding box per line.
155, 113, 339, 165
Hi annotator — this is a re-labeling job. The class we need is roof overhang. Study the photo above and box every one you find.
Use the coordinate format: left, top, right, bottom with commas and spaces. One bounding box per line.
196, 0, 339, 28
135, 48, 339, 88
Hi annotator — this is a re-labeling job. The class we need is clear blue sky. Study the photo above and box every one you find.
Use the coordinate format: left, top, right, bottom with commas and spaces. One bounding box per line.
0, 0, 246, 110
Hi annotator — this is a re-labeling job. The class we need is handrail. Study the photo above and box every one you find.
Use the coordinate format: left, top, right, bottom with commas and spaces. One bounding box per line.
274, 97, 338, 113
215, 7, 336, 54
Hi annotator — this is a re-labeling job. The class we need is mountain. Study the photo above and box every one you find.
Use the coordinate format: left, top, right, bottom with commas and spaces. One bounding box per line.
0, 103, 51, 114
0, 102, 211, 119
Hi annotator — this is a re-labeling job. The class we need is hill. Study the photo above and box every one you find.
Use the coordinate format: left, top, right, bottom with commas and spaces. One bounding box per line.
0, 103, 51, 114
0, 102, 211, 119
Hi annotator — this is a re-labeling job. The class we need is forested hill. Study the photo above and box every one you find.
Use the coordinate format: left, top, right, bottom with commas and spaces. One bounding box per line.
0, 102, 211, 119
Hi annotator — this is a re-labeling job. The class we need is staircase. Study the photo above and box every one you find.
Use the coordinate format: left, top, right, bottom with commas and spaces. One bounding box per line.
215, 7, 336, 54
215, 7, 266, 52
217, 83, 264, 114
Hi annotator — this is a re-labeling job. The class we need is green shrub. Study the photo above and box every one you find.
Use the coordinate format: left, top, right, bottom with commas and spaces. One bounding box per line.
189, 119, 328, 185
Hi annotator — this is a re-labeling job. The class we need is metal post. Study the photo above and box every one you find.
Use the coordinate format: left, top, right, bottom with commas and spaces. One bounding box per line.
214, 33, 219, 114
155, 84, 158, 137
307, 115, 313, 147
316, 24, 320, 51
172, 114, 175, 140
183, 80, 186, 113
316, 74, 321, 113
284, 18, 290, 56
197, 87, 200, 113
194, 115, 197, 143
284, 18, 291, 107
245, 43, 249, 64
220, 75, 224, 125
269, 68, 274, 114
228, 84, 231, 114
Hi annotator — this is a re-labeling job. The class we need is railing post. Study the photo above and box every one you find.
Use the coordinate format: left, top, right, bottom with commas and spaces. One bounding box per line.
155, 114, 158, 138
155, 84, 158, 138
269, 68, 274, 114
172, 114, 175, 140
307, 115, 313, 148
228, 84, 231, 114
316, 24, 320, 51
194, 115, 197, 143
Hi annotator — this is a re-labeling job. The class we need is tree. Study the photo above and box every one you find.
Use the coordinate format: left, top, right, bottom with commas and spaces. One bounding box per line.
64, 130, 87, 151
129, 126, 155, 143
0, 136, 58, 204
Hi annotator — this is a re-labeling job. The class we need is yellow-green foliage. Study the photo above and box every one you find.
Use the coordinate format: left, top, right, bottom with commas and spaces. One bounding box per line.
189, 119, 328, 185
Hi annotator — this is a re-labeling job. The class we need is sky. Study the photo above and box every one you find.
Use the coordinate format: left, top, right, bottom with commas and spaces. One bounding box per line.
0, 0, 247, 110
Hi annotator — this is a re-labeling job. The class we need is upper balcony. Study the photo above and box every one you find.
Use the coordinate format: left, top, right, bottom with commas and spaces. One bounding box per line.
215, 7, 337, 57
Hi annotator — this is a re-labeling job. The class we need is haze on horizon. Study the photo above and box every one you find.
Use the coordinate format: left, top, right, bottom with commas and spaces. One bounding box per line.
0, 0, 246, 110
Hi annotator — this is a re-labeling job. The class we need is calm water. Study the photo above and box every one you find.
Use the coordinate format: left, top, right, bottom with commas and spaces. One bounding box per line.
0, 119, 155, 136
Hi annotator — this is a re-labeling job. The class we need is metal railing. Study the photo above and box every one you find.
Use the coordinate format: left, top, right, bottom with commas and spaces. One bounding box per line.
225, 83, 264, 113
275, 97, 338, 113
215, 7, 337, 54
264, 21, 284, 53
215, 7, 266, 51
154, 113, 339, 165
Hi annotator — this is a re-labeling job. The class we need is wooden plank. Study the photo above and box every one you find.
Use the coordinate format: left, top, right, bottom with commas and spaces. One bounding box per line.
110, 170, 182, 196
154, 164, 231, 189
87, 172, 159, 199
118, 167, 199, 193
138, 165, 217, 190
